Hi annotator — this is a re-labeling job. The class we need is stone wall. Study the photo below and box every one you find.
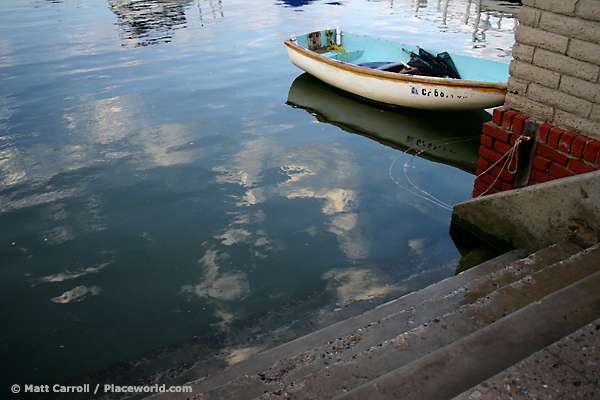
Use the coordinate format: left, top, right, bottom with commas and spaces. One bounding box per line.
505, 0, 600, 140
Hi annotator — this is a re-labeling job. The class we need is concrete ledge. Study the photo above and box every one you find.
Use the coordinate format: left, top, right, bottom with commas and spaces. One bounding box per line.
451, 170, 600, 252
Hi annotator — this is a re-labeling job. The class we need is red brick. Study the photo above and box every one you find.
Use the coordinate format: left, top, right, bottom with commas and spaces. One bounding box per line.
531, 169, 554, 184
568, 159, 597, 175
476, 185, 498, 196
489, 165, 515, 183
483, 122, 511, 143
502, 110, 519, 130
532, 155, 550, 172
549, 163, 575, 179
479, 172, 501, 187
474, 178, 487, 193
547, 127, 565, 149
509, 134, 525, 145
472, 189, 482, 198
492, 158, 517, 175
478, 147, 487, 159
479, 146, 505, 164
537, 123, 553, 144
511, 114, 528, 135
494, 140, 514, 155
536, 145, 569, 167
558, 132, 577, 153
583, 140, 600, 164
501, 181, 514, 191
480, 134, 494, 149
478, 146, 487, 158
499, 167, 517, 183
570, 136, 589, 158
478, 172, 493, 185
478, 157, 491, 171
492, 106, 510, 126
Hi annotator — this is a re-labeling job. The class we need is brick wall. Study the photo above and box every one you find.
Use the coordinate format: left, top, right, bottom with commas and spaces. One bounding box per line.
473, 107, 600, 198
473, 0, 600, 198
505, 0, 600, 140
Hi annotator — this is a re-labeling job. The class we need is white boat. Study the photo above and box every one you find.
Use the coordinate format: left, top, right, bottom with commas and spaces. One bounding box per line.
284, 29, 510, 111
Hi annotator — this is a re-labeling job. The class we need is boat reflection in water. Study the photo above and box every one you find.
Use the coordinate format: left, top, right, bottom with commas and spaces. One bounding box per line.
286, 73, 488, 175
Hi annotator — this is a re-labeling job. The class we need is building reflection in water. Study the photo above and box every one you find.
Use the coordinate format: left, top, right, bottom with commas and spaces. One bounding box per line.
397, 0, 519, 57
198, 0, 224, 24
108, 0, 224, 47
277, 0, 518, 51
470, 0, 520, 44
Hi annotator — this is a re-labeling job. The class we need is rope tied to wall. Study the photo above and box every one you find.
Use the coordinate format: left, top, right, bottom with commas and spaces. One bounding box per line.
476, 136, 523, 196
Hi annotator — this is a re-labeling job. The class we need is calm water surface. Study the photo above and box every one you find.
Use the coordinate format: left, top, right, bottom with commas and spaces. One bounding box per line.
0, 0, 519, 394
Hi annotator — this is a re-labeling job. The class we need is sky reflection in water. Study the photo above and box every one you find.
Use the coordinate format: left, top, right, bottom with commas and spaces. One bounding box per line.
0, 0, 519, 390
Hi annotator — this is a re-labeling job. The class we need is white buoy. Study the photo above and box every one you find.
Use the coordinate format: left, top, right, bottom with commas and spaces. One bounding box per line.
336, 27, 341, 45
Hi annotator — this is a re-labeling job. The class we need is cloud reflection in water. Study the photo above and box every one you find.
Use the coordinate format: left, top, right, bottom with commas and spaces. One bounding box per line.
181, 249, 251, 330
212, 136, 371, 262
51, 285, 102, 304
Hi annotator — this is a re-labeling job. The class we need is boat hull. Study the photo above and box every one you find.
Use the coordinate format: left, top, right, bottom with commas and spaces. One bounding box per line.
285, 35, 508, 111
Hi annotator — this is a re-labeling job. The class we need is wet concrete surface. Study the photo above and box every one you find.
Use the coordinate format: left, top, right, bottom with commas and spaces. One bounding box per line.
453, 317, 600, 400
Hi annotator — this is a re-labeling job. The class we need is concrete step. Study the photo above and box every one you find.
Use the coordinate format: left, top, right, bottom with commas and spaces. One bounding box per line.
334, 242, 600, 400
151, 241, 600, 400
249, 241, 597, 400
451, 316, 600, 400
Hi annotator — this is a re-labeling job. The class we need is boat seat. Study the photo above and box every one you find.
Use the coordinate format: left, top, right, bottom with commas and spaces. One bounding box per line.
358, 61, 393, 69
359, 62, 416, 74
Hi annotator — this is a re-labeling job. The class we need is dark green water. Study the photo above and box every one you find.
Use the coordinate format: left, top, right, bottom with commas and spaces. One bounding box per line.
0, 0, 519, 395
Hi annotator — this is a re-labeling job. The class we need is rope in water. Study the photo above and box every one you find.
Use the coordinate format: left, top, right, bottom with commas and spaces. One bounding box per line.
389, 135, 481, 210
390, 133, 527, 207
326, 30, 348, 62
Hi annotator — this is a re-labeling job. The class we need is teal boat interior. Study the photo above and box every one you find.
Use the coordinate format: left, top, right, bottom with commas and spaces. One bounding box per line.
292, 29, 510, 83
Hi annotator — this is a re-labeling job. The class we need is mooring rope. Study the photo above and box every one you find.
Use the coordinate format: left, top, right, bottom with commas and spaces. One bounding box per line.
326, 29, 348, 62
390, 133, 527, 206
475, 136, 522, 196
389, 135, 481, 210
